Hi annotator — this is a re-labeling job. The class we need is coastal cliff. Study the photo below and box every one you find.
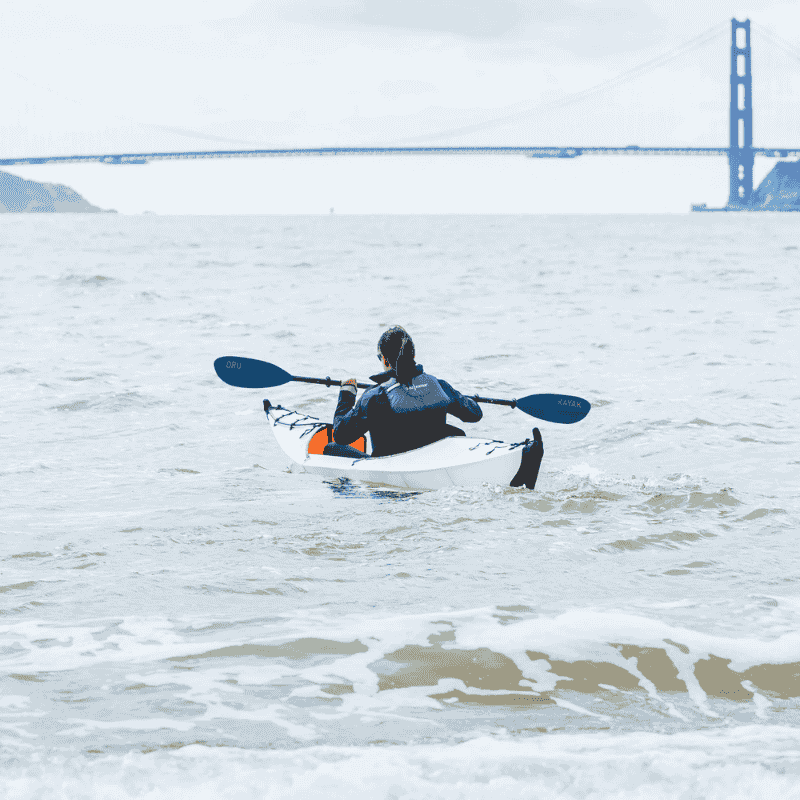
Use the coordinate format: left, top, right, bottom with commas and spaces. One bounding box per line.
0, 170, 114, 213
751, 161, 800, 211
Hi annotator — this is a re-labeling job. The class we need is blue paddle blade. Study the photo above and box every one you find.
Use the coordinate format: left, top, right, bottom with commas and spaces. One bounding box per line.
516, 393, 591, 424
214, 357, 293, 389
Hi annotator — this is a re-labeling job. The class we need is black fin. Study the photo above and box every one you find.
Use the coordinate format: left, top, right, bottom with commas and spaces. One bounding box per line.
510, 427, 544, 490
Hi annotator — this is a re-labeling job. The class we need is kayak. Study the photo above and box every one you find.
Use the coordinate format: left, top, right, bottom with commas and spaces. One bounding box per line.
263, 399, 533, 490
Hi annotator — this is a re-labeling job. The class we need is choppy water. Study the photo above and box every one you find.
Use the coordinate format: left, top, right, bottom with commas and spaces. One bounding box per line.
2, 213, 800, 798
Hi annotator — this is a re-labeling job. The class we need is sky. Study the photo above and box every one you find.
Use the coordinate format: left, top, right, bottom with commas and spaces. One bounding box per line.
4, 0, 800, 213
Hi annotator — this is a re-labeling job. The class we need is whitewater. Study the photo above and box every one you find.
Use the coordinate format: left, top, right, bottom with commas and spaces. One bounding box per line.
1, 213, 799, 798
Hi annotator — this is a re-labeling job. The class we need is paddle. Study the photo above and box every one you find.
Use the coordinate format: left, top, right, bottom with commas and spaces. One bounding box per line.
214, 356, 590, 424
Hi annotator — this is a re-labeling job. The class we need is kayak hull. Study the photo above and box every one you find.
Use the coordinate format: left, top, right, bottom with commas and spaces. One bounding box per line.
264, 403, 526, 490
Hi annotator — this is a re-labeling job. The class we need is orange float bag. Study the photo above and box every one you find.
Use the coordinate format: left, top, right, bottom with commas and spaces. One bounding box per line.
307, 424, 367, 455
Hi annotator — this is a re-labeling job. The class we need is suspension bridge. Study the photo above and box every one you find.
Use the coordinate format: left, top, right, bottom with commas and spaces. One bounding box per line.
3, 18, 800, 211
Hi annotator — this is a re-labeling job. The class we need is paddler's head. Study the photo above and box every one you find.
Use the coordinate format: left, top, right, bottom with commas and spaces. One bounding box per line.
378, 326, 416, 385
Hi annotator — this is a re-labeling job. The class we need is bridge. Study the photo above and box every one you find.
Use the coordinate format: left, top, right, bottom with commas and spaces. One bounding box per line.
2, 19, 798, 211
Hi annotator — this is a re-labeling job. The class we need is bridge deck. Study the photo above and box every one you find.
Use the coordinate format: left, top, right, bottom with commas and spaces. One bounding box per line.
3, 145, 800, 167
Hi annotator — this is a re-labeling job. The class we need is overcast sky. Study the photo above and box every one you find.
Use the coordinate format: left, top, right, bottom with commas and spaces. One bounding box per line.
4, 0, 800, 213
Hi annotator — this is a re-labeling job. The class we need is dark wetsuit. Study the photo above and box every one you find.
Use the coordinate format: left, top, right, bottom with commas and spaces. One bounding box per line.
332, 363, 482, 458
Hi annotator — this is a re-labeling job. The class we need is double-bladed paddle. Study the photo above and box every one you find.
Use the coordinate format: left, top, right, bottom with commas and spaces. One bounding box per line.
213, 356, 590, 424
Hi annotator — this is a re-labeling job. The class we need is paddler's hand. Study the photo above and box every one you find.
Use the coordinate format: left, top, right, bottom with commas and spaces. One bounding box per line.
340, 378, 357, 396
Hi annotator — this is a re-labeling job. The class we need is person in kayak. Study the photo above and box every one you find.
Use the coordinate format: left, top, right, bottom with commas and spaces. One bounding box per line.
329, 326, 482, 458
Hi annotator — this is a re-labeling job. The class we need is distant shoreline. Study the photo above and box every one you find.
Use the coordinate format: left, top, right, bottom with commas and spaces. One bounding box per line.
0, 170, 115, 213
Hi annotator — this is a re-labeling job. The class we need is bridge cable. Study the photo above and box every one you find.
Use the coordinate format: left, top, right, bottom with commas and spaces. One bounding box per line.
383, 21, 729, 145
4, 67, 277, 152
754, 23, 800, 66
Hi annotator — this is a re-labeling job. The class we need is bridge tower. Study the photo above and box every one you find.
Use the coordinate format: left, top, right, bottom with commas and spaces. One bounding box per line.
728, 18, 753, 208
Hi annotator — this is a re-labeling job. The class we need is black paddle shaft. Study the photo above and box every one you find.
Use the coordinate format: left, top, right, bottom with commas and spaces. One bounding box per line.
294, 377, 517, 406
471, 394, 518, 408
292, 375, 373, 390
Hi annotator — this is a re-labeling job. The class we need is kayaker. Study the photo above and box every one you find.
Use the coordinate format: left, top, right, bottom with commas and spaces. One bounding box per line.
329, 326, 483, 458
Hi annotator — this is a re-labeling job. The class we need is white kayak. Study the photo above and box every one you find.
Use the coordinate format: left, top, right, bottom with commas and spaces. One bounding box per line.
263, 400, 531, 490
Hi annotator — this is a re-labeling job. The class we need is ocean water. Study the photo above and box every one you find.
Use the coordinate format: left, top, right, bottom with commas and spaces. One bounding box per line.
1, 213, 799, 798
